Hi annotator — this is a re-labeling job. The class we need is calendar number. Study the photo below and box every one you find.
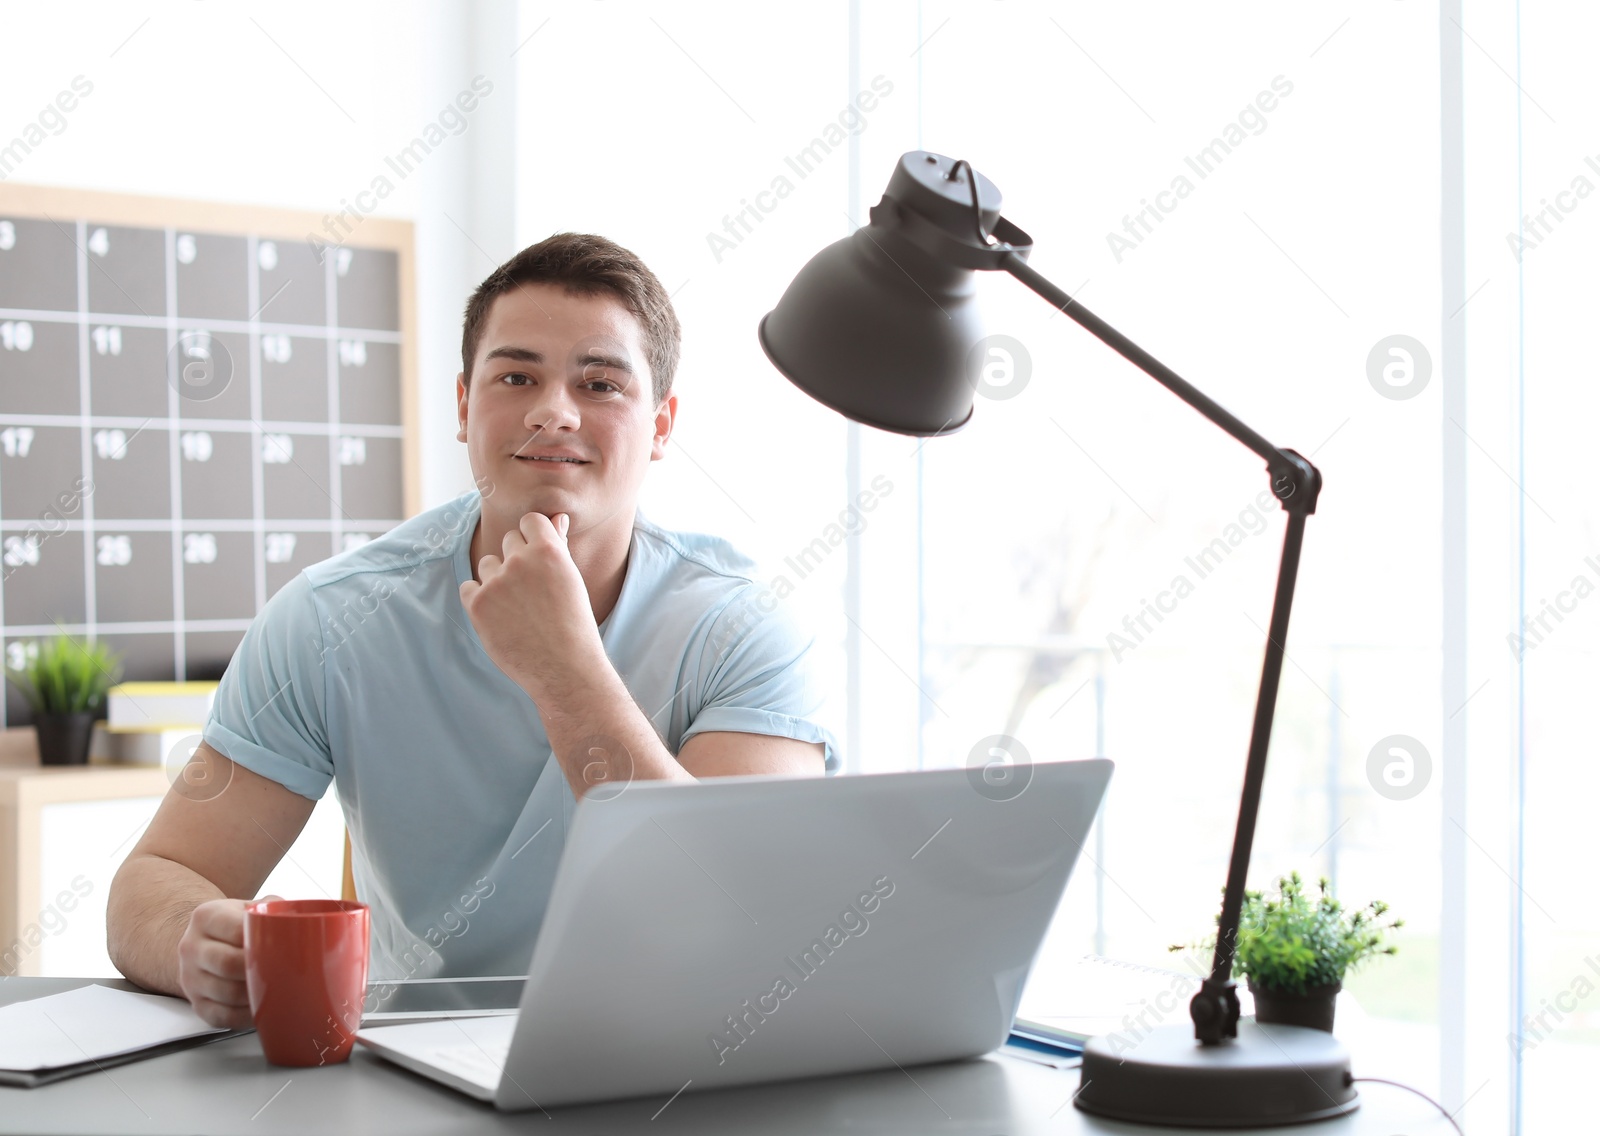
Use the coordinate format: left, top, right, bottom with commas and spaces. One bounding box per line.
338, 339, 366, 367
93, 429, 128, 460
181, 330, 213, 359
183, 533, 218, 564
0, 221, 14, 251
0, 427, 34, 457
338, 436, 366, 466
261, 334, 292, 364
180, 431, 213, 462
92, 325, 122, 356
87, 227, 109, 256
97, 534, 133, 566
265, 533, 297, 563
258, 241, 279, 271
0, 321, 33, 352
176, 234, 197, 265
3, 536, 40, 568
262, 434, 294, 464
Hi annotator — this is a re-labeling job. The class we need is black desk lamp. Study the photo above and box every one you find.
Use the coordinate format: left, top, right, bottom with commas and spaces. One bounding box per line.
759, 151, 1357, 1128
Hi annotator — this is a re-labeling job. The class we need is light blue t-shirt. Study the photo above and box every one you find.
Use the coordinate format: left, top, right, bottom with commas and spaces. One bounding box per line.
203, 491, 840, 980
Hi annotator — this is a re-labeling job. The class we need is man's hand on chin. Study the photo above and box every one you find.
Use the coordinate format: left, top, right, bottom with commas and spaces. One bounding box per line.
459, 511, 606, 699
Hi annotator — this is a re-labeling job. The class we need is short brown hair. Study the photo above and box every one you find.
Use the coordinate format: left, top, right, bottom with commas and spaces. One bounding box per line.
460, 232, 680, 405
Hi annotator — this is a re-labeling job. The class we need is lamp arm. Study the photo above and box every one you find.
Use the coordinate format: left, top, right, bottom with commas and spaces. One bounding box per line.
1000, 253, 1282, 467
1191, 508, 1311, 1042
998, 250, 1322, 1045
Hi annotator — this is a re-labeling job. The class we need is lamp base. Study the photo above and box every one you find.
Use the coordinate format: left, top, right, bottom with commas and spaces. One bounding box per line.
1073, 1020, 1358, 1128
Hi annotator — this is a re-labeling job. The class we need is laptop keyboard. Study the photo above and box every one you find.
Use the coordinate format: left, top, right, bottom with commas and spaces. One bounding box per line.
426, 1037, 510, 1088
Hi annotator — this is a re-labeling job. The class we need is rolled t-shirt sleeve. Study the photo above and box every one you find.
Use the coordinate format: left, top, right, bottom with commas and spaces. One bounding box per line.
203, 573, 335, 800
683, 587, 843, 773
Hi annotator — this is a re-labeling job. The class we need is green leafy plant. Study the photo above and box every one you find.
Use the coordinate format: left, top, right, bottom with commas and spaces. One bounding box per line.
1173, 871, 1402, 995
4, 634, 123, 715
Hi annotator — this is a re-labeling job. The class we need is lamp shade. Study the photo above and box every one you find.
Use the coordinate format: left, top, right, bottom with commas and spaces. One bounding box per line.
758, 152, 1010, 437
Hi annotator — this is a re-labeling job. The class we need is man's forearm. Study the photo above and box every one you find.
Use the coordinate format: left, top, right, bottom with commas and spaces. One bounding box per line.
106, 854, 223, 995
525, 644, 694, 798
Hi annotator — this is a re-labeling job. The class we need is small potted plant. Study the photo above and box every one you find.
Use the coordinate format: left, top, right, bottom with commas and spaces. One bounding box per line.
4, 634, 123, 765
1174, 871, 1402, 1033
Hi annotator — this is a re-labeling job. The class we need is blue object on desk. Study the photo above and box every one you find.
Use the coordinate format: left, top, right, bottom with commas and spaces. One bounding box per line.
1007, 1027, 1083, 1059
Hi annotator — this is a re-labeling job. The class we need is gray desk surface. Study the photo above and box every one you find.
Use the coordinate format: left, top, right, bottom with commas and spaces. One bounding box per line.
1, 978, 1457, 1135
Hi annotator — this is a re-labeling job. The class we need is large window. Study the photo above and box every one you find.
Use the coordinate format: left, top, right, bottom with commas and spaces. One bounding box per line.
871, 0, 1451, 1103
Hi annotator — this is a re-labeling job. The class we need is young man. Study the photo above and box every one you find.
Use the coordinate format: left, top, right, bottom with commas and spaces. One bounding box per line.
107, 233, 838, 1029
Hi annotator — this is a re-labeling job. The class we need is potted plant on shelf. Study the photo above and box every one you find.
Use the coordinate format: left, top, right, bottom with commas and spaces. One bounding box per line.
1173, 871, 1402, 1033
4, 634, 123, 765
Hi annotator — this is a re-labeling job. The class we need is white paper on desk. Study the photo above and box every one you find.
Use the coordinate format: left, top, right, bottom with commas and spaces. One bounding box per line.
0, 983, 229, 1071
1015, 954, 1252, 1041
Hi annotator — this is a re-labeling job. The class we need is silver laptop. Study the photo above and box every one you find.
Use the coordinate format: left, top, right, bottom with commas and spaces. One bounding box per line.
356, 758, 1112, 1110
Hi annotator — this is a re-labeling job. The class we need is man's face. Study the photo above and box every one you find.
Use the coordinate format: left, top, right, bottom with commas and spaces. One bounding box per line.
457, 282, 675, 535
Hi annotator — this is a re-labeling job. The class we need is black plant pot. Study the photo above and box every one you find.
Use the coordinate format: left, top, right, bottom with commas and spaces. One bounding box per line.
1248, 978, 1341, 1033
35, 711, 96, 765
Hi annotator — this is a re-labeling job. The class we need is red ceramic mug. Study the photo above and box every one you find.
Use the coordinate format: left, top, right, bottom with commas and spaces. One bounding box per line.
243, 899, 370, 1067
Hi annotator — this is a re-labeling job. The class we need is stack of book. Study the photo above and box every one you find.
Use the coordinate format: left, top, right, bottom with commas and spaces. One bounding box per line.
89, 682, 219, 766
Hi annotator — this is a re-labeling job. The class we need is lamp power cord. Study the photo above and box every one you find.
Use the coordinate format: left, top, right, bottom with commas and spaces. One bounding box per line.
1350, 1076, 1464, 1135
